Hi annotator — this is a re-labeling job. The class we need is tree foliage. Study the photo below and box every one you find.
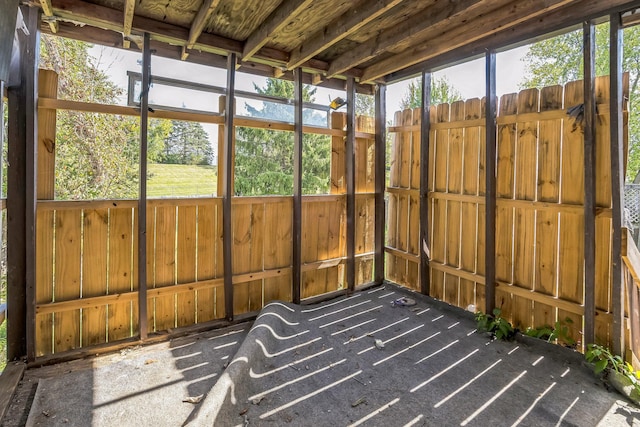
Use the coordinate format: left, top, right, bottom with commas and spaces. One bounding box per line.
235, 79, 330, 195
520, 24, 640, 181
162, 120, 212, 165
40, 35, 140, 199
399, 76, 463, 110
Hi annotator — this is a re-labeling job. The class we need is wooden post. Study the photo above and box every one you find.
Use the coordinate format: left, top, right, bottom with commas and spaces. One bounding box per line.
138, 32, 151, 340
610, 12, 625, 357
420, 71, 432, 295
374, 84, 386, 285
37, 70, 57, 199
292, 68, 302, 304
485, 50, 497, 315
7, 5, 39, 361
583, 21, 596, 347
223, 53, 236, 320
346, 77, 356, 292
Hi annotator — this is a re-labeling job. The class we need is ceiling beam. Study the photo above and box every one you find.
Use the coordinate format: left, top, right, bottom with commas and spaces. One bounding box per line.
326, 0, 490, 79
41, 20, 375, 94
40, 0, 58, 33
242, 0, 314, 61
361, 0, 577, 82
286, 0, 404, 70
181, 0, 222, 60
122, 0, 134, 48
48, 0, 366, 81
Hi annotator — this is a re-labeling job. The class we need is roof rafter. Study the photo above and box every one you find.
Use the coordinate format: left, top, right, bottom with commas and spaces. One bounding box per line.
181, 0, 222, 60
40, 0, 58, 33
242, 0, 314, 61
361, 0, 577, 82
286, 0, 403, 70
122, 0, 134, 48
326, 0, 489, 79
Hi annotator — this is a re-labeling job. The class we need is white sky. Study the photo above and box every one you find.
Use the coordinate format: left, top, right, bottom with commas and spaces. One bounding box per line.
89, 44, 531, 158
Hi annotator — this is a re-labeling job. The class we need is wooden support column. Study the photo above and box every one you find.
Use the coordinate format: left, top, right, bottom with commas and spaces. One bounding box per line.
223, 53, 236, 320
610, 12, 625, 356
374, 84, 386, 285
420, 71, 432, 295
7, 5, 39, 361
485, 50, 497, 315
292, 68, 302, 304
137, 32, 150, 340
583, 21, 596, 347
346, 77, 356, 292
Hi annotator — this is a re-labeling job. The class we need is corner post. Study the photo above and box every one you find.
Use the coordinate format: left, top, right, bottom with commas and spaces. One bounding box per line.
485, 50, 497, 315
346, 77, 356, 292
223, 53, 236, 320
420, 71, 431, 295
292, 68, 303, 304
374, 84, 386, 285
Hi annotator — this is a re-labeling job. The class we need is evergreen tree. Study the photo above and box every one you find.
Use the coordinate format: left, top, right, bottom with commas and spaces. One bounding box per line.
163, 120, 212, 165
235, 79, 330, 195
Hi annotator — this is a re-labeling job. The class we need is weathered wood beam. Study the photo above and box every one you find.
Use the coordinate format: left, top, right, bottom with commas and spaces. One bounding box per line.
287, 0, 403, 70
420, 71, 431, 296
583, 20, 596, 348
485, 50, 497, 315
243, 0, 314, 61
610, 11, 625, 357
48, 0, 368, 83
293, 67, 303, 304
40, 0, 58, 33
181, 0, 222, 60
137, 32, 150, 340
386, 0, 640, 83
374, 83, 386, 285
122, 0, 134, 48
326, 0, 488, 79
362, 0, 578, 82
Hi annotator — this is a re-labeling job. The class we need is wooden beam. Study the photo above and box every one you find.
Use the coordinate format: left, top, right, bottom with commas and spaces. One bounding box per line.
0, 362, 26, 422
223, 53, 236, 321
361, 0, 577, 82
583, 21, 596, 348
485, 50, 497, 315
287, 0, 403, 70
420, 71, 431, 296
7, 5, 39, 362
327, 0, 486, 78
610, 11, 626, 357
182, 0, 222, 60
137, 32, 150, 340
386, 0, 640, 84
122, 0, 135, 49
40, 0, 58, 33
346, 77, 356, 292
374, 84, 386, 285
292, 67, 303, 304
243, 0, 313, 61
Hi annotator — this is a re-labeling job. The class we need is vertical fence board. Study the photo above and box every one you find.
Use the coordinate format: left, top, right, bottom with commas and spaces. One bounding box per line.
196, 204, 216, 323
82, 209, 108, 346
35, 210, 54, 356
108, 208, 134, 341
176, 205, 197, 327
153, 205, 177, 331
54, 210, 82, 353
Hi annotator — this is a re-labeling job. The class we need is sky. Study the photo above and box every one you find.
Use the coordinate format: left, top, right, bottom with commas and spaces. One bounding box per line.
89, 44, 531, 158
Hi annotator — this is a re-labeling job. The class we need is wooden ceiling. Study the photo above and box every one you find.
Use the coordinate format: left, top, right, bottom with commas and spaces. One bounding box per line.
31, 0, 640, 91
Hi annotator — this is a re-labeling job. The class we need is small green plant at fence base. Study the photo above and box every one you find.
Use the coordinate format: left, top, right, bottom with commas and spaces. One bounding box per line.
475, 308, 516, 341
585, 344, 640, 403
524, 317, 576, 348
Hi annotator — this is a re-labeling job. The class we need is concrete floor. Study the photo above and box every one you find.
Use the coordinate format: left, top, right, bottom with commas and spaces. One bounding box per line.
3, 283, 639, 426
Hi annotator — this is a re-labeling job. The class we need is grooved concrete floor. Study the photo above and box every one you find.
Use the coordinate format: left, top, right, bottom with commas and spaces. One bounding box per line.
3, 283, 639, 426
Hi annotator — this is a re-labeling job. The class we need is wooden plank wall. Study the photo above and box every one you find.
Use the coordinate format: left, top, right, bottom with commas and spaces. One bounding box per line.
387, 76, 628, 350
34, 110, 375, 357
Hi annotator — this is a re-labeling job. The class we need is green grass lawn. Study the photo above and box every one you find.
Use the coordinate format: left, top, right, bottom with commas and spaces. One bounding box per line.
147, 163, 218, 198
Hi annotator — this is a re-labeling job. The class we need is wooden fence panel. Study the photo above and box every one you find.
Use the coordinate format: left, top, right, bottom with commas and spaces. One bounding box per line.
386, 76, 627, 351
82, 209, 108, 346
108, 207, 135, 341
35, 210, 54, 356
